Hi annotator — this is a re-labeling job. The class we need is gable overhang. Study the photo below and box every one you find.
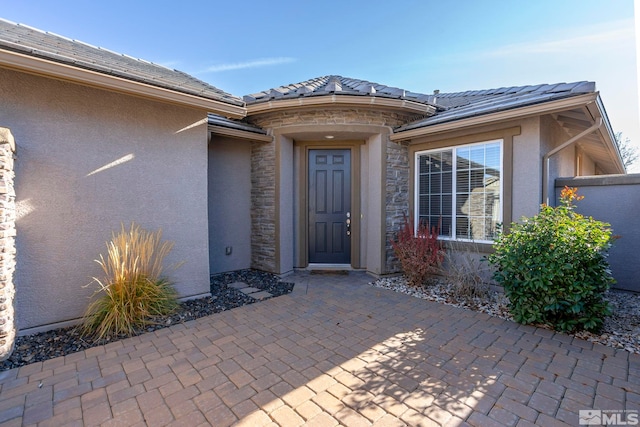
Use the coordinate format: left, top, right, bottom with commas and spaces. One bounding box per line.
246, 94, 436, 116
0, 48, 247, 119
545, 94, 625, 175
586, 95, 625, 173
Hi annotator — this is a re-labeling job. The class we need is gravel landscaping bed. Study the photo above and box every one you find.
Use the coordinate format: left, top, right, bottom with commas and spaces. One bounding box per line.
0, 270, 294, 371
371, 276, 640, 354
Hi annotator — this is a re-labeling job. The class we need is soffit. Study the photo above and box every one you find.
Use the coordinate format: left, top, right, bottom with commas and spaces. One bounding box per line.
552, 101, 625, 174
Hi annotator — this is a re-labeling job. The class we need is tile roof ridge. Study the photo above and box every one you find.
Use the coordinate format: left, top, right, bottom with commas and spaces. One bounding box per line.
243, 74, 437, 105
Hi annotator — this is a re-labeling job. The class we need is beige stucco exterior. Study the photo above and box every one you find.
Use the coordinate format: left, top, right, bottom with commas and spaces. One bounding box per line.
0, 42, 628, 335
233, 98, 622, 278
208, 136, 252, 273
2, 68, 212, 332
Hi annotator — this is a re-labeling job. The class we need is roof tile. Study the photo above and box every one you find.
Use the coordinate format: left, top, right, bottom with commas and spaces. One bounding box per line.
396, 81, 596, 131
0, 18, 244, 107
244, 75, 439, 107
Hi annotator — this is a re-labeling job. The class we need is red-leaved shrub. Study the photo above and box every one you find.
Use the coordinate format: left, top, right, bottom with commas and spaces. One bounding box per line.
391, 214, 444, 287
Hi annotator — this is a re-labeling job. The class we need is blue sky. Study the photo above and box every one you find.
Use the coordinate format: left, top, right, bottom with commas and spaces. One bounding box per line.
2, 0, 639, 168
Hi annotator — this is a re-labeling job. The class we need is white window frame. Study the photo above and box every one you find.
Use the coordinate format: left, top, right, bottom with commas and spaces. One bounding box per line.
414, 139, 503, 243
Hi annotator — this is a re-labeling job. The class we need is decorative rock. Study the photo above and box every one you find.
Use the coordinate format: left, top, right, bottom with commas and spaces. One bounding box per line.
0, 269, 293, 371
371, 276, 640, 354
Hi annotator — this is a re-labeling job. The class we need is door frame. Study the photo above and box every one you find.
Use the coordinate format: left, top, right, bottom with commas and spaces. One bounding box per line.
295, 140, 362, 268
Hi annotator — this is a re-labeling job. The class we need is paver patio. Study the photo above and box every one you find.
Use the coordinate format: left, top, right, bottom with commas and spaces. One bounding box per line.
0, 271, 638, 426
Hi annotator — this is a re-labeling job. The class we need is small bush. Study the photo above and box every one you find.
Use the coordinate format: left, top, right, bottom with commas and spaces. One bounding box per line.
488, 187, 615, 332
391, 214, 444, 287
80, 223, 179, 339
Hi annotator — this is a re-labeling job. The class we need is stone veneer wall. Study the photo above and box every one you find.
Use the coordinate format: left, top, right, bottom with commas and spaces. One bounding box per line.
385, 139, 410, 273
250, 141, 277, 272
247, 108, 424, 129
0, 128, 16, 361
247, 107, 423, 274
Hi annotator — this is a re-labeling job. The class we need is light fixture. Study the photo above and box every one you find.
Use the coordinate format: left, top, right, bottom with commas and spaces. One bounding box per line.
325, 135, 334, 139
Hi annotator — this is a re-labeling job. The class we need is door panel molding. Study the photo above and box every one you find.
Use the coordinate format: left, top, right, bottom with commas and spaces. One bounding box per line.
308, 149, 351, 264
294, 141, 362, 268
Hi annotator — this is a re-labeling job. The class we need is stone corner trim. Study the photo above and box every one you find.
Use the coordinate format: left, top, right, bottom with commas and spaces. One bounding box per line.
0, 127, 16, 362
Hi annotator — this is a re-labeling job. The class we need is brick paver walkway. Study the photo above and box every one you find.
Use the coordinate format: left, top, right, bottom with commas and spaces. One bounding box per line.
0, 271, 638, 426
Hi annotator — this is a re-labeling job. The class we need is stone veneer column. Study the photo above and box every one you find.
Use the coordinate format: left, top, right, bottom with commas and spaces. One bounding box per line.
250, 141, 277, 272
385, 139, 410, 273
0, 127, 16, 361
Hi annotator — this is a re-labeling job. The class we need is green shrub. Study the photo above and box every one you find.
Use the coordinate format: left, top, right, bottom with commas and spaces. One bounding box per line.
391, 214, 444, 287
488, 187, 615, 332
80, 223, 178, 339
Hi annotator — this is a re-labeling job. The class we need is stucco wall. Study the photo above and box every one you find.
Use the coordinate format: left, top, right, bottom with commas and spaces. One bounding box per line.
364, 134, 384, 275
277, 135, 295, 275
208, 136, 252, 274
1, 68, 211, 331
511, 117, 544, 220
541, 115, 576, 180
555, 175, 640, 293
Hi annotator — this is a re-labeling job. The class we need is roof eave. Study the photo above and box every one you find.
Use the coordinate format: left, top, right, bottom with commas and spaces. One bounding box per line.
246, 94, 436, 116
593, 94, 626, 174
391, 93, 600, 142
0, 48, 247, 119
208, 125, 272, 143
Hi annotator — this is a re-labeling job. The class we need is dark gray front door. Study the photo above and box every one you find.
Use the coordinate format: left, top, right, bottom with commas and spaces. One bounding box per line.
308, 149, 351, 264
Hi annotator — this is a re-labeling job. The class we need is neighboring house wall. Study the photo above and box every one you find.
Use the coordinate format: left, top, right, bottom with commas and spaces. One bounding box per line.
1, 68, 211, 332
577, 148, 597, 176
555, 174, 640, 293
208, 136, 252, 274
541, 115, 576, 181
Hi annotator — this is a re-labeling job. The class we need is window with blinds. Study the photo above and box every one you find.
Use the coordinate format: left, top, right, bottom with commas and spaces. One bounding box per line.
416, 140, 502, 242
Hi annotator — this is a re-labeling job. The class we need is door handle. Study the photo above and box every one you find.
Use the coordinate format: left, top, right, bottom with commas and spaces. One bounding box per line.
346, 212, 351, 236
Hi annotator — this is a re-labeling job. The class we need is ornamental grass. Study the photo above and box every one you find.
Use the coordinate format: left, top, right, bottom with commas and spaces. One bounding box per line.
79, 223, 178, 340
